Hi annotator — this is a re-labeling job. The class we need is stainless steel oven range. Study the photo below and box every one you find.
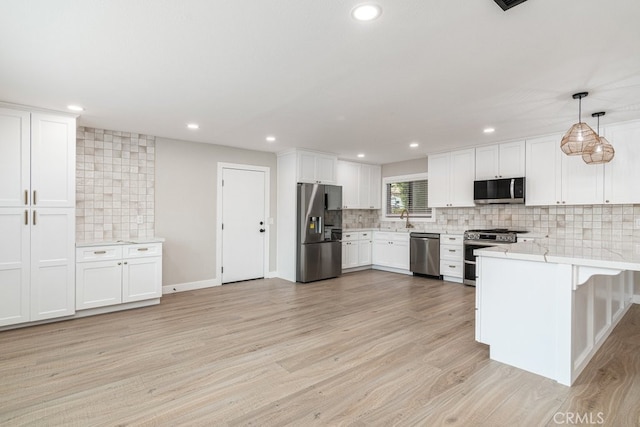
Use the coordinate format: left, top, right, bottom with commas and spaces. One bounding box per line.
463, 229, 526, 286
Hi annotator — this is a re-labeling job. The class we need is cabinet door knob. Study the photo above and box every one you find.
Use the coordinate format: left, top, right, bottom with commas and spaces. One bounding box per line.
605, 200, 610, 203
124, 261, 128, 265
557, 201, 560, 204
118, 262, 122, 265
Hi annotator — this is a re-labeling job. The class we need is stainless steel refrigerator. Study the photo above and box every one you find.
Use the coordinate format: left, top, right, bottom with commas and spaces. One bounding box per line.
296, 183, 342, 283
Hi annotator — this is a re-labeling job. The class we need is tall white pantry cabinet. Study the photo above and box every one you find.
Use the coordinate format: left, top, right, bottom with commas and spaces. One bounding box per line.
0, 107, 76, 327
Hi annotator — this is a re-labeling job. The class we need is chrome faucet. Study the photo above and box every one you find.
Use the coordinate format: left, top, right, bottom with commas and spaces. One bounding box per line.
400, 209, 414, 228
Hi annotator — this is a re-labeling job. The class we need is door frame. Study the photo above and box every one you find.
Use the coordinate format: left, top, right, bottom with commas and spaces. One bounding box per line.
216, 162, 271, 283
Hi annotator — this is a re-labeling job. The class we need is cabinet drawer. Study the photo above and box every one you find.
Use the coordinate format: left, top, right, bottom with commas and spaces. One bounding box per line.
358, 231, 372, 241
440, 260, 463, 278
440, 245, 462, 261
124, 243, 162, 259
342, 232, 359, 242
441, 234, 463, 246
76, 246, 123, 262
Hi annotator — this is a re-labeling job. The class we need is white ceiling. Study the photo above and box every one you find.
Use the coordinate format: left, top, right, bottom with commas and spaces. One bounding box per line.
2, 0, 639, 164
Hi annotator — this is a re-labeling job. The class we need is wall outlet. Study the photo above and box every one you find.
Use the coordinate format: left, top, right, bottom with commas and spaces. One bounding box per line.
136, 215, 144, 224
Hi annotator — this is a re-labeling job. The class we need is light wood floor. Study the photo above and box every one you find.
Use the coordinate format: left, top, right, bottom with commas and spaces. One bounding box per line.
1, 270, 639, 426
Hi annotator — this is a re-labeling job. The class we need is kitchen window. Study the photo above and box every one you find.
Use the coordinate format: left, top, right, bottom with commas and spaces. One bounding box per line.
384, 173, 434, 220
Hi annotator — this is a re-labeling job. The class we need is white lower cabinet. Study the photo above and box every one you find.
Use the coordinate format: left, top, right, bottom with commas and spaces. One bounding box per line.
372, 231, 410, 271
76, 243, 162, 310
0, 207, 75, 327
439, 234, 463, 283
342, 231, 373, 269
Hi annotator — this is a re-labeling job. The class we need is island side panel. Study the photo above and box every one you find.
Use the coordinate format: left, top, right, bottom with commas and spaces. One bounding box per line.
477, 256, 573, 385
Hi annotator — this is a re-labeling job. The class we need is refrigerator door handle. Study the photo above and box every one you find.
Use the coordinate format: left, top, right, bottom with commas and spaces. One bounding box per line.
319, 216, 323, 235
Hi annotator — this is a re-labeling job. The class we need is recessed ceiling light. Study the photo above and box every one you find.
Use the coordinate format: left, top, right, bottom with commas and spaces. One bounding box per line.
351, 4, 382, 21
187, 123, 199, 130
67, 105, 84, 112
266, 136, 276, 142
483, 127, 495, 133
409, 142, 419, 148
357, 153, 365, 158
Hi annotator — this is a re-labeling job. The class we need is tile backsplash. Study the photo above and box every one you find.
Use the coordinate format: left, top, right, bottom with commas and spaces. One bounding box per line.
377, 204, 640, 249
76, 127, 155, 242
343, 209, 381, 229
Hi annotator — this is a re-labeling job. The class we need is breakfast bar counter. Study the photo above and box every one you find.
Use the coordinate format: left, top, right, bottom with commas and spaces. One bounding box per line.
474, 241, 638, 386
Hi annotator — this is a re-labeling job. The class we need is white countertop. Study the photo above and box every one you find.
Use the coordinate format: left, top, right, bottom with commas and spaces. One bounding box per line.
475, 240, 640, 271
344, 227, 463, 235
76, 237, 165, 248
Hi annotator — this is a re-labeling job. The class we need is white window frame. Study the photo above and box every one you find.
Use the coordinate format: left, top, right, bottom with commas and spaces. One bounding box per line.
382, 173, 435, 223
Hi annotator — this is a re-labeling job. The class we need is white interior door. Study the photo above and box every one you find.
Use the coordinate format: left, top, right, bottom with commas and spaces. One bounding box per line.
221, 168, 266, 283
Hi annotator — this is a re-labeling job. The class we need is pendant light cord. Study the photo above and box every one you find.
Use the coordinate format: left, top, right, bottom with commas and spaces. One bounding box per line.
578, 97, 582, 124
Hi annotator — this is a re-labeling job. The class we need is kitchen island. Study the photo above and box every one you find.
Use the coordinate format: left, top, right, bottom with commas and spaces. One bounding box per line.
475, 241, 638, 386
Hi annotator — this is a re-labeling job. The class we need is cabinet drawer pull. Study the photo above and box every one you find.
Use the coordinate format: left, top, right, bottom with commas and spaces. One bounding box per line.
449, 265, 456, 268
137, 247, 149, 252
448, 237, 456, 241
449, 249, 456, 252
94, 250, 107, 255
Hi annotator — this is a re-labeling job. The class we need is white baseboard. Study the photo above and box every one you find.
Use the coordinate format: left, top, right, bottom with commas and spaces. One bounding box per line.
633, 295, 640, 304
163, 278, 221, 294
265, 271, 279, 279
371, 265, 413, 275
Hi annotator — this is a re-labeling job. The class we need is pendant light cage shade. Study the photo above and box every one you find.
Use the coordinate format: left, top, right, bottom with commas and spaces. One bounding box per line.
582, 111, 615, 164
582, 136, 615, 164
560, 122, 599, 155
561, 91, 599, 155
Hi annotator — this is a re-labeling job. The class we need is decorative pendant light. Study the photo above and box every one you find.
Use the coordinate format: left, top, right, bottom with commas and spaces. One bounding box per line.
582, 112, 615, 164
560, 92, 599, 155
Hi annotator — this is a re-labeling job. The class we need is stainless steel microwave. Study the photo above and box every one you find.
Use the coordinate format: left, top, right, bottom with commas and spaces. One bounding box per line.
474, 177, 525, 204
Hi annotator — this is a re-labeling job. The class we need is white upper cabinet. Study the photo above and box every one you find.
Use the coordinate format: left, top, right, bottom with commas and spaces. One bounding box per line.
337, 161, 360, 208
30, 113, 76, 207
428, 148, 475, 208
0, 109, 75, 208
0, 108, 30, 207
525, 134, 603, 206
366, 164, 382, 209
336, 160, 381, 209
475, 141, 525, 180
603, 121, 640, 204
297, 150, 337, 184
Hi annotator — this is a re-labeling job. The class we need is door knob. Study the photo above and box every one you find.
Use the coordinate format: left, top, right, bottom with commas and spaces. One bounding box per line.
260, 221, 264, 225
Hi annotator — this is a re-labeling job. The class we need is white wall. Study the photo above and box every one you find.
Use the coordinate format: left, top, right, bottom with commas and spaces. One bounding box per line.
155, 137, 277, 287
382, 158, 427, 178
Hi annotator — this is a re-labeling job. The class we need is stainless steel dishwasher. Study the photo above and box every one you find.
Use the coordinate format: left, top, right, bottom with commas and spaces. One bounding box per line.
409, 232, 440, 277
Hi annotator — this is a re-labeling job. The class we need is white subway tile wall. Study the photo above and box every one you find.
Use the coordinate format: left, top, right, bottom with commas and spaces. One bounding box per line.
76, 127, 155, 242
